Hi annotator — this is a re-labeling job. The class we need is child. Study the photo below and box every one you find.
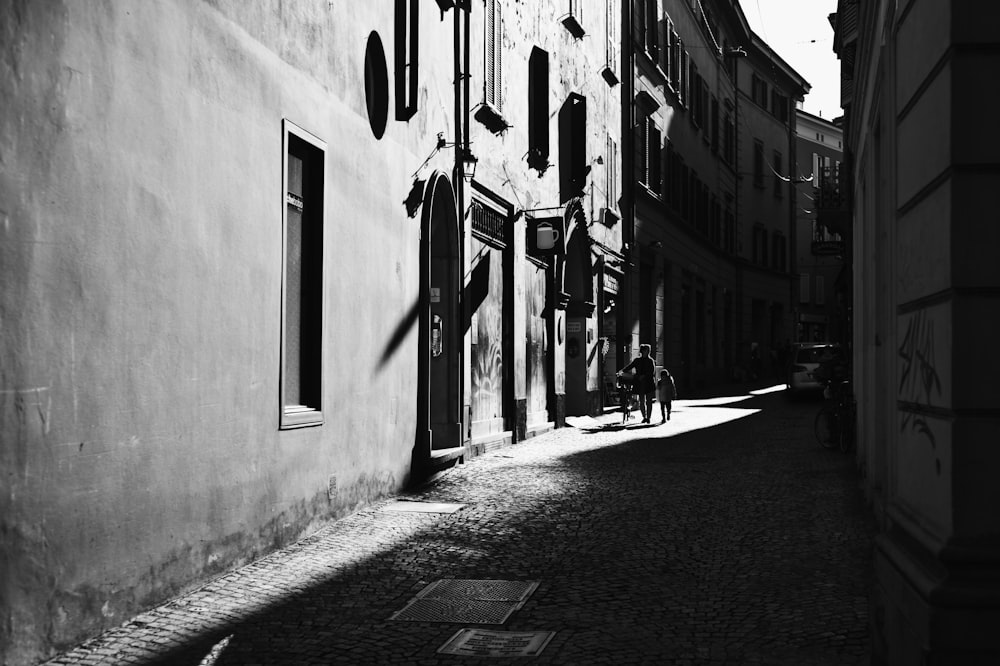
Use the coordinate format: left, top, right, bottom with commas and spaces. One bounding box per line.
657, 369, 676, 423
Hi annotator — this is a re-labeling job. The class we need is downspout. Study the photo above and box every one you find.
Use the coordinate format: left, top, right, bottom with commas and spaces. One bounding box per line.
619, 0, 634, 369
732, 53, 743, 370
453, 2, 468, 446
788, 99, 797, 345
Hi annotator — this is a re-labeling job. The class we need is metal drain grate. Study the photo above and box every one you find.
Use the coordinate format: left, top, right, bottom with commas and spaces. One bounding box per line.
437, 629, 556, 657
390, 579, 539, 624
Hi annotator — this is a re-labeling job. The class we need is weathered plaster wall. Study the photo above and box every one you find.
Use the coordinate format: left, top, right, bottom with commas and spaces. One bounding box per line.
1, 1, 455, 662
464, 0, 622, 421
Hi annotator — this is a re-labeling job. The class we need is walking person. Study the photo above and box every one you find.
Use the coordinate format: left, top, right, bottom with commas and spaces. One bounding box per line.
618, 344, 656, 424
657, 369, 676, 423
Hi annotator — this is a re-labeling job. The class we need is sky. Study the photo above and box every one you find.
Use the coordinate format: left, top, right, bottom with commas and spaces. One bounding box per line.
739, 0, 843, 119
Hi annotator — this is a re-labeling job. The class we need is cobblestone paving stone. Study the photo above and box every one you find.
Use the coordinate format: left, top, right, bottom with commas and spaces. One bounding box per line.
44, 386, 875, 665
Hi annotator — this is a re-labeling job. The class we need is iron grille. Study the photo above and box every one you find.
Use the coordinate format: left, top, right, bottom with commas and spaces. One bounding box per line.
472, 201, 507, 248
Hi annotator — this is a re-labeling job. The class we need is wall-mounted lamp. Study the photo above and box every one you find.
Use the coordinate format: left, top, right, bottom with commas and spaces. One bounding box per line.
412, 132, 477, 181
459, 148, 478, 182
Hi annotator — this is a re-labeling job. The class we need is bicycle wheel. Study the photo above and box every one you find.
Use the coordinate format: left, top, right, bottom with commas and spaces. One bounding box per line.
815, 406, 839, 449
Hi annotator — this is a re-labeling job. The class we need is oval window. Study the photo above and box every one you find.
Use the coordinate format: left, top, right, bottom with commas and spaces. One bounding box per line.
364, 32, 389, 140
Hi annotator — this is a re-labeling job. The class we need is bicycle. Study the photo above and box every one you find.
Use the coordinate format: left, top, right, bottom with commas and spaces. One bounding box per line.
814, 378, 856, 453
616, 375, 636, 424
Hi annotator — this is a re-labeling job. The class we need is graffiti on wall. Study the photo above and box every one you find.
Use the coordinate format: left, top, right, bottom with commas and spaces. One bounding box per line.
471, 243, 504, 423
526, 263, 548, 418
898, 309, 942, 447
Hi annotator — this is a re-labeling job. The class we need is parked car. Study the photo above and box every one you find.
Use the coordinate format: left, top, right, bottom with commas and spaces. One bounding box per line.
787, 343, 845, 394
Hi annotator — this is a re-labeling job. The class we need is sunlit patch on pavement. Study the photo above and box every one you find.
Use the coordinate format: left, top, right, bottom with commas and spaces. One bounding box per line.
749, 383, 788, 395
197, 634, 232, 666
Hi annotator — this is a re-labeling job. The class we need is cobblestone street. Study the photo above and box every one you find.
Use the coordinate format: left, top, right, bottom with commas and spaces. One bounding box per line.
45, 385, 875, 665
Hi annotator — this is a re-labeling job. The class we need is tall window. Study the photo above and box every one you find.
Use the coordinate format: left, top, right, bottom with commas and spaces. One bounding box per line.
528, 47, 550, 171
669, 29, 681, 90
773, 150, 783, 198
636, 115, 661, 192
281, 120, 326, 429
606, 133, 618, 209
690, 63, 701, 129
394, 0, 418, 121
751, 74, 768, 107
602, 0, 618, 84
772, 232, 786, 270
724, 208, 735, 254
753, 140, 764, 188
485, 0, 503, 112
644, 0, 659, 58
770, 89, 789, 123
559, 93, 588, 200
680, 47, 689, 106
663, 16, 674, 81
710, 96, 719, 153
723, 107, 735, 164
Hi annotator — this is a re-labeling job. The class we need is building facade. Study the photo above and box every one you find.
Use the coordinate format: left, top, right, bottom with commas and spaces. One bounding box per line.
0, 2, 622, 662
794, 109, 848, 345
833, 0, 1000, 662
623, 0, 807, 392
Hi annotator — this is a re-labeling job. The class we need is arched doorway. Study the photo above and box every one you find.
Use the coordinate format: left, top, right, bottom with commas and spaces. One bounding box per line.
417, 172, 462, 464
561, 199, 596, 416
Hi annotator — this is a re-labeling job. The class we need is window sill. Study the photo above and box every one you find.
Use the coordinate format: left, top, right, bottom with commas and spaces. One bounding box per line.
281, 405, 324, 429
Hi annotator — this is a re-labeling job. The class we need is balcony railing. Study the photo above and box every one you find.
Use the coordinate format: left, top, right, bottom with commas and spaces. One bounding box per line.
812, 239, 845, 256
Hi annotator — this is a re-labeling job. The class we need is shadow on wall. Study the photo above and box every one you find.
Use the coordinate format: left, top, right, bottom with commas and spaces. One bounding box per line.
377, 298, 421, 372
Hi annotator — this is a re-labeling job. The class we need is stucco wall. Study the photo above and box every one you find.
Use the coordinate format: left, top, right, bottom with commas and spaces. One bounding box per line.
1, 1, 456, 661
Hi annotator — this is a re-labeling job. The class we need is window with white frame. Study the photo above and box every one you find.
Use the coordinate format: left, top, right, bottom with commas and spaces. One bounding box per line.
281, 120, 326, 429
753, 140, 764, 188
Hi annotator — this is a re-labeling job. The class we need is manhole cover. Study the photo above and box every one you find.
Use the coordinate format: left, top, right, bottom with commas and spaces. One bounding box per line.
437, 629, 556, 657
380, 501, 466, 514
390, 579, 539, 624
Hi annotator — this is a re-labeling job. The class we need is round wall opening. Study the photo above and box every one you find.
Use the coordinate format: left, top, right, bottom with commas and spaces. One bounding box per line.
364, 31, 389, 139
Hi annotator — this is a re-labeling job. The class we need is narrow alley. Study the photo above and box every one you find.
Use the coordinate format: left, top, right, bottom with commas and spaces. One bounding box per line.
45, 386, 874, 665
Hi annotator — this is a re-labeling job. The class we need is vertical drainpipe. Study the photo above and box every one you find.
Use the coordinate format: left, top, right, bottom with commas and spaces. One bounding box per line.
788, 98, 797, 345
732, 52, 742, 369
453, 2, 468, 447
462, 3, 473, 444
619, 0, 634, 369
